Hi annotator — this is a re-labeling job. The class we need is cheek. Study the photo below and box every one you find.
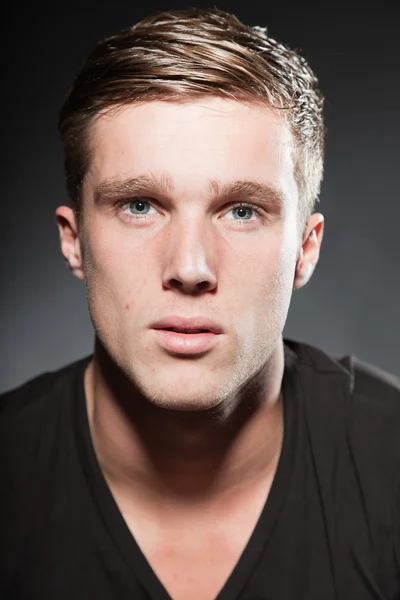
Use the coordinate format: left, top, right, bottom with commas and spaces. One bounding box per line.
81, 230, 151, 320
266, 246, 297, 315
237, 243, 296, 340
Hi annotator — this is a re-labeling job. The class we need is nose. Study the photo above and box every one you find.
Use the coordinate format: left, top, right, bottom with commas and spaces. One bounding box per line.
161, 218, 218, 295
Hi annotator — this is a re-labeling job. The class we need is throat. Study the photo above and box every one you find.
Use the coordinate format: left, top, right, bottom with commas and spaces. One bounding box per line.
93, 392, 284, 508
84, 345, 285, 504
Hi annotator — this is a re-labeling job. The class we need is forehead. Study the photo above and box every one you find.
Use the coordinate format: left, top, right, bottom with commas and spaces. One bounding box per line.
86, 97, 298, 203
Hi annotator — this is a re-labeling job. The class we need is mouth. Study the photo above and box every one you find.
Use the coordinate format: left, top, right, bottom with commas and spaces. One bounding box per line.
162, 327, 211, 334
151, 327, 221, 355
151, 316, 223, 335
150, 316, 223, 355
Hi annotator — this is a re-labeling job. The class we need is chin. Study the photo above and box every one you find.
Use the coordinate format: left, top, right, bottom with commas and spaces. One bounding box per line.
126, 363, 233, 413
139, 377, 228, 412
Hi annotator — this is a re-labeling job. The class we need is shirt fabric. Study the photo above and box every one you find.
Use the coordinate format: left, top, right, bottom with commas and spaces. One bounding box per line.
1, 339, 400, 599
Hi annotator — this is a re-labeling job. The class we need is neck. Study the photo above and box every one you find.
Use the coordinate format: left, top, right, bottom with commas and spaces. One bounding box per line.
85, 339, 285, 510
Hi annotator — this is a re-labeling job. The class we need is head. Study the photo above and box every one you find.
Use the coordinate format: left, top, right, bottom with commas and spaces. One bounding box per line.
56, 8, 325, 411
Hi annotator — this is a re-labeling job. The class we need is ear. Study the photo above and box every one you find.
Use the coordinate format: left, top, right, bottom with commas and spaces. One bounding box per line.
55, 206, 85, 281
293, 213, 324, 290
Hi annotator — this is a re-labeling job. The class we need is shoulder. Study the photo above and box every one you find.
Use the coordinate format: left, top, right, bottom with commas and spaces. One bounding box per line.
284, 338, 400, 446
0, 357, 91, 425
0, 358, 91, 581
345, 355, 400, 401
285, 341, 400, 575
285, 338, 400, 497
285, 337, 400, 403
285, 338, 400, 464
0, 356, 91, 496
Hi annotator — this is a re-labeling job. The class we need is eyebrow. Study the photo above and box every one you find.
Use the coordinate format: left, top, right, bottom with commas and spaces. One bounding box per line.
94, 173, 174, 204
208, 179, 285, 212
93, 172, 286, 213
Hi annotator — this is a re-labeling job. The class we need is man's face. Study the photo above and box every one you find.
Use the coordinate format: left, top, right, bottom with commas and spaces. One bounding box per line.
65, 98, 307, 410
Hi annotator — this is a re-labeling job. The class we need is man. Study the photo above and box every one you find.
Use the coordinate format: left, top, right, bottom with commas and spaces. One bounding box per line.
1, 7, 399, 599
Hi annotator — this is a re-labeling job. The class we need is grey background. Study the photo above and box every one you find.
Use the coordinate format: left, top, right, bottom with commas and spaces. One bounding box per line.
1, 1, 399, 393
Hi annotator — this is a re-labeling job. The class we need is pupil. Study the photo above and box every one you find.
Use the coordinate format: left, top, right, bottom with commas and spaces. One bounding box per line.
237, 207, 250, 219
135, 202, 145, 212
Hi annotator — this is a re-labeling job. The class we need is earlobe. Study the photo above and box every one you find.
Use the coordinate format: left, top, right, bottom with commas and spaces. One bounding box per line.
55, 206, 85, 281
293, 213, 324, 290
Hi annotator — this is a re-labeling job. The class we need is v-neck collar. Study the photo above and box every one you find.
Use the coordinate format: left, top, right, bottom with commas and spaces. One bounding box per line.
74, 343, 299, 600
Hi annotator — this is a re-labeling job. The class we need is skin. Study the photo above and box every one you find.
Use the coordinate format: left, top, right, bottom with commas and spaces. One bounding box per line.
56, 97, 324, 523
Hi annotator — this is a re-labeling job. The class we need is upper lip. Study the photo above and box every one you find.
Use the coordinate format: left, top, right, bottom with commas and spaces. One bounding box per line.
150, 316, 223, 334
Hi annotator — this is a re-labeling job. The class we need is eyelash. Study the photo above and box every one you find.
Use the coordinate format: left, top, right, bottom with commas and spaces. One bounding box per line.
116, 199, 265, 223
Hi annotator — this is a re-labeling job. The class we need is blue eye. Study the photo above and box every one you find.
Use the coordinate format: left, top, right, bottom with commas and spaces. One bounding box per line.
231, 206, 254, 220
127, 200, 152, 215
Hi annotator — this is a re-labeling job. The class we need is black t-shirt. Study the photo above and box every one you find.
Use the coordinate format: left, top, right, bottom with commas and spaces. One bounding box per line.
1, 339, 400, 599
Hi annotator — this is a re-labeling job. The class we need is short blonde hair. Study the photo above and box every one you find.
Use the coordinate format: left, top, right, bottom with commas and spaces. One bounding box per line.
59, 8, 324, 234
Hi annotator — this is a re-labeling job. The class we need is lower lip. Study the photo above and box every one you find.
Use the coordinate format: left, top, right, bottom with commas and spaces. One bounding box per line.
152, 329, 220, 355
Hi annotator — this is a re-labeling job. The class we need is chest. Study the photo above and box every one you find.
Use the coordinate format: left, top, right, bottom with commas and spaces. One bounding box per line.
120, 492, 271, 600
142, 535, 244, 600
